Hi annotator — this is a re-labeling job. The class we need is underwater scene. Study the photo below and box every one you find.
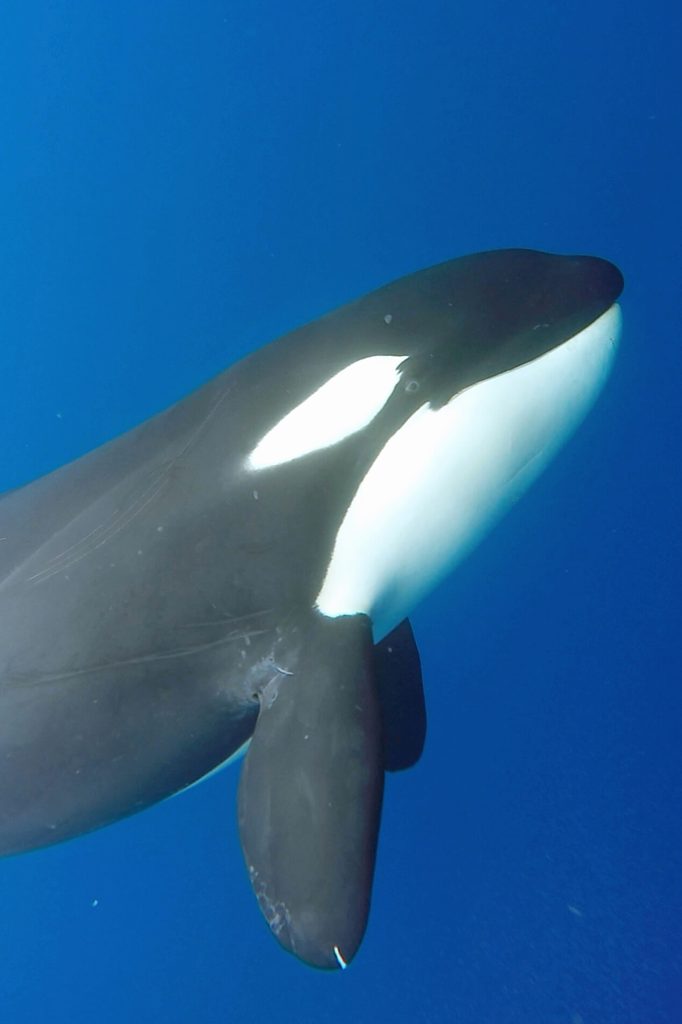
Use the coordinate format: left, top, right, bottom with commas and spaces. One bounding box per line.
0, 2, 679, 1022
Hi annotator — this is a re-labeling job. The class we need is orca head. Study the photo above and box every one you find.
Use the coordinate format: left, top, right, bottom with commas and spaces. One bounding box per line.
312, 248, 624, 639
374, 248, 623, 405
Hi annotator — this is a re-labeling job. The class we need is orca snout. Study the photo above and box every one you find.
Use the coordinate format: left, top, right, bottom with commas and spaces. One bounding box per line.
561, 252, 624, 319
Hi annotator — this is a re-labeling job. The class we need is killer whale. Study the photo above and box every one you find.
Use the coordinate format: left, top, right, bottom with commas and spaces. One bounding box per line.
0, 248, 623, 969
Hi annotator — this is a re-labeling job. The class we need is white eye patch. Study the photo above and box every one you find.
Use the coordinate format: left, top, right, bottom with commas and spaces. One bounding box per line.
246, 354, 406, 470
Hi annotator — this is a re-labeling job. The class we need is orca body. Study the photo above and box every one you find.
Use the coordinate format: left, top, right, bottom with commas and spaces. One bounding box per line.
0, 249, 623, 969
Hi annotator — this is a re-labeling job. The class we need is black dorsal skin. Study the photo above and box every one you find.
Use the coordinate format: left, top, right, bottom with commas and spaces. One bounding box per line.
0, 250, 623, 968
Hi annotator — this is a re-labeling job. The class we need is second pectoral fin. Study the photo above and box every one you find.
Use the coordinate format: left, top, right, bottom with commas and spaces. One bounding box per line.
237, 612, 383, 970
374, 619, 426, 772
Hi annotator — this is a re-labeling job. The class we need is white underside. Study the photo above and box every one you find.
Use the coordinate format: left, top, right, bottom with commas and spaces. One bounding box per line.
315, 304, 622, 640
183, 306, 620, 796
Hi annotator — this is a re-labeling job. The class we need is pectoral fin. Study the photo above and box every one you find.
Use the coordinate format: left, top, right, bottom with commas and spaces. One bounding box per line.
374, 619, 426, 771
237, 612, 383, 970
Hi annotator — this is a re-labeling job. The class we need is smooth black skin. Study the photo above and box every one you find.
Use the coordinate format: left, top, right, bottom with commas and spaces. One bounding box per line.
374, 618, 425, 772
238, 612, 383, 970
235, 615, 424, 969
0, 249, 623, 968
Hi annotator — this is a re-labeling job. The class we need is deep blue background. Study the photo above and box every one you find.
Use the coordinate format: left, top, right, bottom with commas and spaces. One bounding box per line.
1, 2, 680, 1021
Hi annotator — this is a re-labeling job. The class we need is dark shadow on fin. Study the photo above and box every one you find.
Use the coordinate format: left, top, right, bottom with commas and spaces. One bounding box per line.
374, 619, 426, 772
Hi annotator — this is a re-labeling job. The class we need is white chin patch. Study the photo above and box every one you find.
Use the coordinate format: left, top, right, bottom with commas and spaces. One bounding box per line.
246, 354, 406, 470
315, 304, 622, 640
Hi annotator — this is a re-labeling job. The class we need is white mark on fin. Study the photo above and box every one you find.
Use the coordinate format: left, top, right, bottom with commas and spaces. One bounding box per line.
246, 355, 405, 470
333, 945, 348, 969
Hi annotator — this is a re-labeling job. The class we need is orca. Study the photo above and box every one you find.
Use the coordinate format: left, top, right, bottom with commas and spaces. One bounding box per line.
0, 248, 623, 969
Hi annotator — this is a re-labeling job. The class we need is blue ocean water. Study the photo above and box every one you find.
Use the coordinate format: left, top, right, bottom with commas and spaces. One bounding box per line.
0, 2, 679, 1021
